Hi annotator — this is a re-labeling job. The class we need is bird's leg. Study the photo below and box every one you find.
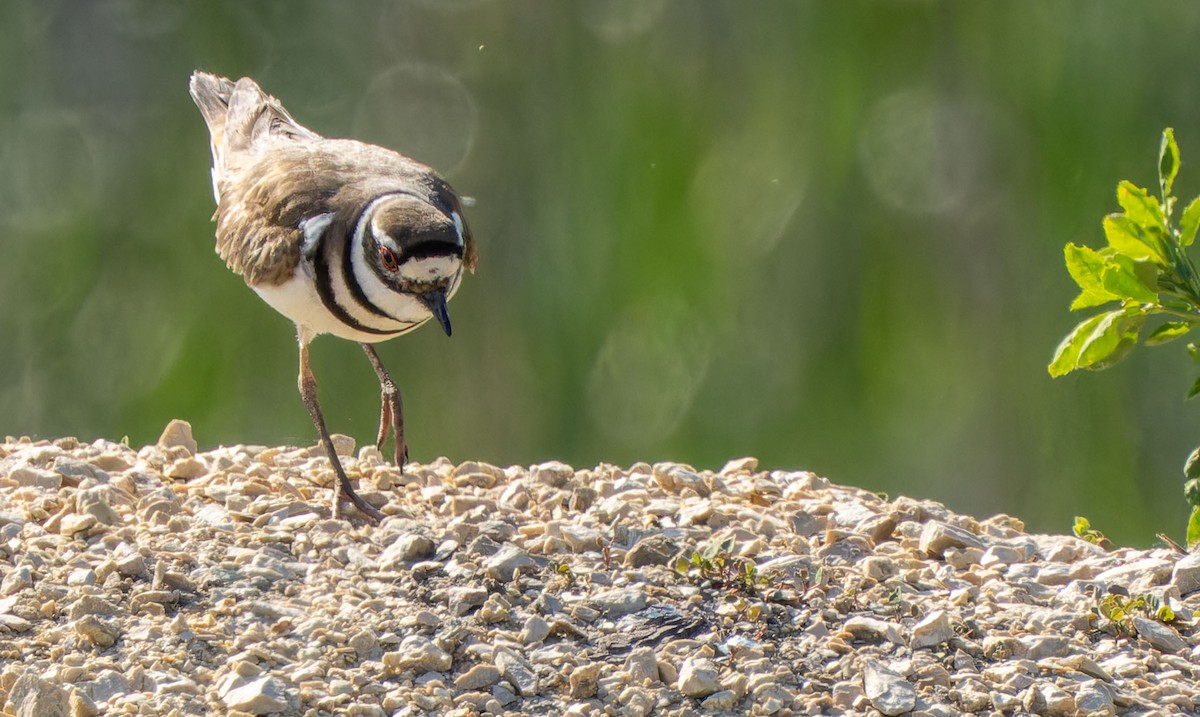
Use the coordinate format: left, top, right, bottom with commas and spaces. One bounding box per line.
361, 343, 407, 467
297, 337, 385, 523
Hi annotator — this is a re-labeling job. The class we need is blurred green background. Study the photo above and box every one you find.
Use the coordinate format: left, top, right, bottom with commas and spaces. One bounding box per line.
3, 1, 1200, 544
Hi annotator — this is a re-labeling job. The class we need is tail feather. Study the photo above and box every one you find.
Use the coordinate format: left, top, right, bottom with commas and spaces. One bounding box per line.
188, 71, 236, 137
188, 70, 318, 202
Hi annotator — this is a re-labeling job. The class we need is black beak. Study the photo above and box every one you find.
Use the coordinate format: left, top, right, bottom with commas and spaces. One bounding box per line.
420, 290, 453, 337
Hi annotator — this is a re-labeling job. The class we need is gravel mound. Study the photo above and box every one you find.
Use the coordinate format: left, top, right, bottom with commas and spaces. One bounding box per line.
0, 421, 1198, 716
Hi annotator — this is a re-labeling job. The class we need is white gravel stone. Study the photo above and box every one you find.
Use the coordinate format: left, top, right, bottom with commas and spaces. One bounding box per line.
1170, 552, 1200, 596
380, 532, 435, 564
590, 586, 647, 616
1094, 555, 1173, 588
520, 615, 550, 645
59, 513, 97, 536
910, 609, 954, 649
389, 636, 453, 673
6, 672, 70, 717
676, 657, 720, 698
219, 675, 290, 715
623, 647, 659, 684
495, 648, 538, 696
863, 660, 916, 716
1075, 679, 1115, 715
157, 419, 198, 455
844, 616, 903, 644
919, 521, 986, 557
1, 565, 32, 595
753, 682, 794, 713
860, 555, 897, 580
484, 545, 535, 581
1, 434, 1197, 717
448, 586, 488, 616
78, 669, 131, 704
455, 664, 501, 691
1019, 634, 1072, 660
9, 466, 61, 490
1132, 616, 1186, 653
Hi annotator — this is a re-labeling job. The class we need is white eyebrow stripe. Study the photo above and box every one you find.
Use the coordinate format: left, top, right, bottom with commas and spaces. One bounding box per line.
357, 194, 403, 254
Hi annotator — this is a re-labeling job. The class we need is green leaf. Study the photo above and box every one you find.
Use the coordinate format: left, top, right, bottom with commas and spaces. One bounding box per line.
1100, 254, 1158, 303
1077, 309, 1143, 370
1049, 313, 1109, 377
1188, 375, 1200, 400
1117, 181, 1168, 233
1064, 243, 1120, 309
1103, 215, 1165, 265
1160, 128, 1180, 200
1144, 321, 1193, 346
1185, 477, 1200, 504
1188, 506, 1200, 551
1180, 196, 1200, 247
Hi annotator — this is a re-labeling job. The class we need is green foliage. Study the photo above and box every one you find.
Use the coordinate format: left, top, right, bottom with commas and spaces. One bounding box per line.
550, 560, 576, 588
1050, 129, 1200, 378
1072, 516, 1112, 549
1090, 592, 1176, 639
1051, 129, 1200, 549
673, 537, 773, 598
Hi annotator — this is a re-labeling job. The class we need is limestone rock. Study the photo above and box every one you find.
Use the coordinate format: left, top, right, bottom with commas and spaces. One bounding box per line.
677, 657, 720, 698
862, 660, 916, 716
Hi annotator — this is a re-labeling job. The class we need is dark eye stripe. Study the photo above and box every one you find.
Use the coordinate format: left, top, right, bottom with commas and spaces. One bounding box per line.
400, 241, 464, 263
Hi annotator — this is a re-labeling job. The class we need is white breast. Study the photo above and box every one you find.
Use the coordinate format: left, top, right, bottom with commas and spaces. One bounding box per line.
253, 262, 428, 344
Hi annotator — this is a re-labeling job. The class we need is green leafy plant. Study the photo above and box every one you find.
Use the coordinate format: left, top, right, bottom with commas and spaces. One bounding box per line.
1049, 128, 1200, 549
1072, 515, 1113, 549
1090, 592, 1176, 639
674, 537, 772, 597
550, 560, 576, 588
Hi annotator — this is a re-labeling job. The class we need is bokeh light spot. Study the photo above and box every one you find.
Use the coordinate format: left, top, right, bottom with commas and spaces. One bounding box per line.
582, 0, 669, 43
353, 64, 478, 174
858, 88, 985, 215
587, 298, 712, 449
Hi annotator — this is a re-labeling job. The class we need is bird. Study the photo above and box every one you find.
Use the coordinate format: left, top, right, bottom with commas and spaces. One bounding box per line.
188, 71, 476, 522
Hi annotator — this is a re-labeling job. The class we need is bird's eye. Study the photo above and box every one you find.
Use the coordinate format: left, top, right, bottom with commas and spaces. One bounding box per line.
379, 246, 399, 272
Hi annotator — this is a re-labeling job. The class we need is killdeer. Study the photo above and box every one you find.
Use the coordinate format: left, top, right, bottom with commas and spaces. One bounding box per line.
188, 71, 476, 522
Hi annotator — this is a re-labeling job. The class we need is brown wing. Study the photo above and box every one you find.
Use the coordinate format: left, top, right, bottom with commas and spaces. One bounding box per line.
191, 72, 328, 285
213, 144, 338, 285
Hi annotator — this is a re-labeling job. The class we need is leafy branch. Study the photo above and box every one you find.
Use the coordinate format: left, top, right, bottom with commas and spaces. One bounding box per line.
1049, 128, 1200, 548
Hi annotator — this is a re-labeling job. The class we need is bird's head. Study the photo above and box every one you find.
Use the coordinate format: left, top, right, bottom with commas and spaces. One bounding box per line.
364, 192, 475, 336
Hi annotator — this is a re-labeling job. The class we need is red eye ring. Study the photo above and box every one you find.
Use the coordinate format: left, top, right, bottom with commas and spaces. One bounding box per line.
379, 246, 399, 272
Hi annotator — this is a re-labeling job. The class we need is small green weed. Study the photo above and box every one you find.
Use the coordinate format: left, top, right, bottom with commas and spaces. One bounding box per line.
1073, 516, 1113, 549
674, 537, 772, 597
1090, 592, 1176, 638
